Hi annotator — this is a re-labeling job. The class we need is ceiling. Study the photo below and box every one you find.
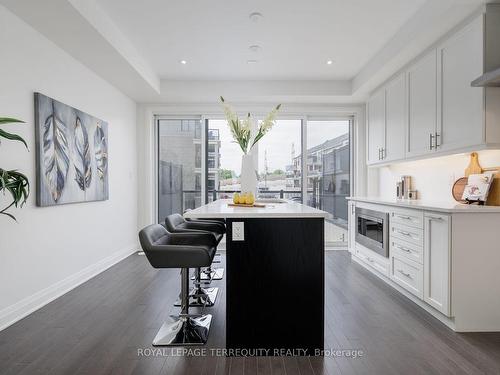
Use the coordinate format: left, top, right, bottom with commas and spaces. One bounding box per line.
1, 0, 486, 102
96, 0, 425, 81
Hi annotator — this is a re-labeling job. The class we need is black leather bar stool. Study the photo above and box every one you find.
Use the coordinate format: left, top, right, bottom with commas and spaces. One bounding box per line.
165, 214, 225, 284
138, 224, 215, 346
184, 208, 225, 264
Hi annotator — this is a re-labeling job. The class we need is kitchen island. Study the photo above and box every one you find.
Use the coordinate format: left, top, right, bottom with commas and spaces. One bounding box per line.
185, 199, 328, 355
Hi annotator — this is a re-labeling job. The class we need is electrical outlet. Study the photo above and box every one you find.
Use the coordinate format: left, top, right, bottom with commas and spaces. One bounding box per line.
232, 222, 244, 241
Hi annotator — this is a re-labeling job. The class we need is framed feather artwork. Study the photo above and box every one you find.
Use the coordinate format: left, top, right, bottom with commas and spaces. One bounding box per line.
34, 93, 109, 206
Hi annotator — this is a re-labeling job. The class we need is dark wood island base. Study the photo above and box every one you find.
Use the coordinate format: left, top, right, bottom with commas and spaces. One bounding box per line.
226, 217, 325, 356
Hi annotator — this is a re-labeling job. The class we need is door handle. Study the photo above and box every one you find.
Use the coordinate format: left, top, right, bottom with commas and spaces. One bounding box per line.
435, 132, 441, 147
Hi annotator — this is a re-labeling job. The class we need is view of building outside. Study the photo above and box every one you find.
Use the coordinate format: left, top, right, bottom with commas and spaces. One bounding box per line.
306, 120, 350, 244
157, 119, 204, 221
257, 120, 302, 200
158, 117, 350, 245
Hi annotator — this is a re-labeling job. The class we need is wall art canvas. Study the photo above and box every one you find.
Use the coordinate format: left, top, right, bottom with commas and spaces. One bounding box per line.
35, 93, 109, 206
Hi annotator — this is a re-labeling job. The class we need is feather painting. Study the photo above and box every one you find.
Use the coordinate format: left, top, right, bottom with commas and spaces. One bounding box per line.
94, 121, 108, 180
74, 116, 92, 191
42, 100, 70, 202
35, 93, 108, 206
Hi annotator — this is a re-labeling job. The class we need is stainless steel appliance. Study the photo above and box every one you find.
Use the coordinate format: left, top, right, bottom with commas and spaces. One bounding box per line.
355, 207, 389, 257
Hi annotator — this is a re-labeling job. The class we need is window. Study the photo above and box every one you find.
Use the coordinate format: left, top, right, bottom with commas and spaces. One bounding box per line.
157, 119, 202, 222
306, 120, 351, 245
257, 120, 302, 201
156, 115, 353, 248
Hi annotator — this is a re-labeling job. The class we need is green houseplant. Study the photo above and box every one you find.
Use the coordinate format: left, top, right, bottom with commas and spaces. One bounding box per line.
0, 117, 30, 221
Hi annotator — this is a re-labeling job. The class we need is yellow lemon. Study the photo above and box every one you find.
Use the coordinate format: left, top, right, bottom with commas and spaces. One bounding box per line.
233, 193, 240, 204
247, 192, 255, 205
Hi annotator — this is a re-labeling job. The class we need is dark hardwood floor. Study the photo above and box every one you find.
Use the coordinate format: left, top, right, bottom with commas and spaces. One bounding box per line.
1, 251, 500, 375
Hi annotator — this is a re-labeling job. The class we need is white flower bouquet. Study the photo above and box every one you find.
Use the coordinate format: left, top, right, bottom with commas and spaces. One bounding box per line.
220, 96, 281, 154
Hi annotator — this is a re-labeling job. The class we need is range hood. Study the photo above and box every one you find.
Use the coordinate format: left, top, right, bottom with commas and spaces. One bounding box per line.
471, 66, 500, 87
470, 4, 500, 87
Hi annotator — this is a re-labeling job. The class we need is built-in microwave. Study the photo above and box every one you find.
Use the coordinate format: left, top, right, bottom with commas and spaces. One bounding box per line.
355, 207, 389, 258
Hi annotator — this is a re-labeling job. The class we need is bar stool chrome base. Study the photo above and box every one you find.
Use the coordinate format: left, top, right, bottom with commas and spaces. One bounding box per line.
152, 315, 212, 346
192, 268, 224, 282
174, 287, 218, 307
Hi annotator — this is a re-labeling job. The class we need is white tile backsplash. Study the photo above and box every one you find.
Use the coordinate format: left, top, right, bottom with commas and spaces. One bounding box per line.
377, 150, 500, 203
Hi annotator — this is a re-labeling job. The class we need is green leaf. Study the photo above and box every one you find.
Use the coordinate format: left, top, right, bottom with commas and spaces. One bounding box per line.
0, 117, 24, 125
0, 128, 28, 149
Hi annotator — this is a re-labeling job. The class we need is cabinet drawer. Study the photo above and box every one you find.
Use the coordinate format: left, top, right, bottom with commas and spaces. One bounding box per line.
391, 238, 423, 264
391, 223, 424, 247
390, 209, 423, 229
390, 255, 423, 299
357, 247, 390, 277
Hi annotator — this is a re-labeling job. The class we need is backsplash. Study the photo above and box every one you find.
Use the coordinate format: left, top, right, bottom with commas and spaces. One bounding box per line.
378, 150, 500, 203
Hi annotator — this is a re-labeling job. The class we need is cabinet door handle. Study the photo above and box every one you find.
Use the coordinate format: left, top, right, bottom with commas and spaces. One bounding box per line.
398, 269, 412, 279
429, 133, 435, 150
435, 132, 441, 147
378, 148, 382, 160
428, 216, 443, 222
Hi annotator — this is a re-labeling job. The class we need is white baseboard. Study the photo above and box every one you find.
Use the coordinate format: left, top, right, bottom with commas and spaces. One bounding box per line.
0, 243, 138, 332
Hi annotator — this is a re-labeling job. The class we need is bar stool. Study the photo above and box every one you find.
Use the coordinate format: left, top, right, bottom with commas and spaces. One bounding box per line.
138, 224, 216, 345
184, 209, 225, 264
165, 214, 225, 284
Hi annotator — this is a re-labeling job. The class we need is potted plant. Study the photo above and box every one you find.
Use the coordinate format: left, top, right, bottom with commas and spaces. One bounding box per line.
220, 97, 281, 195
0, 117, 30, 221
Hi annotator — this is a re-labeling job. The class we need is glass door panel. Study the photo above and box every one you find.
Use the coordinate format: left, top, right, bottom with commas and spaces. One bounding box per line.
257, 120, 302, 201
157, 119, 202, 222
306, 120, 351, 246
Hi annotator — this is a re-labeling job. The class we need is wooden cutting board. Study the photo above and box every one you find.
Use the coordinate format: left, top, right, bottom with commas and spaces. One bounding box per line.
228, 203, 266, 208
465, 152, 482, 177
452, 177, 468, 203
484, 167, 500, 206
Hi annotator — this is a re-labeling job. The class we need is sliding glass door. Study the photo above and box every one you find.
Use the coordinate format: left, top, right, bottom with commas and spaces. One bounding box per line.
156, 115, 352, 248
306, 120, 351, 246
157, 118, 202, 222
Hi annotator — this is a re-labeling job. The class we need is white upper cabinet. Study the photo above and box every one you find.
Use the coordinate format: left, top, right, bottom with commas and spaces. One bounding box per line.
367, 89, 385, 164
365, 9, 500, 165
438, 16, 484, 152
384, 73, 407, 162
407, 49, 437, 158
366, 73, 407, 165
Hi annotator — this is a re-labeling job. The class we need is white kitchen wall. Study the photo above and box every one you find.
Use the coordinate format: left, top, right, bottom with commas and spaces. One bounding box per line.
377, 150, 500, 203
0, 6, 138, 329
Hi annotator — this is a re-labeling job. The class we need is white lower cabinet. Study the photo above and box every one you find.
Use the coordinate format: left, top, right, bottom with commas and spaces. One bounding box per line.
390, 255, 423, 299
424, 213, 451, 316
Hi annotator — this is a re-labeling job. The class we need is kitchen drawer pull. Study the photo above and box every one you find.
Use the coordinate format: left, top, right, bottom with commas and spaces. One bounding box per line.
366, 257, 375, 263
428, 216, 443, 221
396, 215, 412, 220
395, 244, 412, 253
398, 269, 412, 279
397, 230, 412, 237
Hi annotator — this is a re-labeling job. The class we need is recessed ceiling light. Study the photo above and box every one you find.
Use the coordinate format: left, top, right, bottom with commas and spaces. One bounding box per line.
249, 12, 263, 23
249, 45, 261, 53
326, 59, 334, 65
179, 60, 187, 65
247, 60, 258, 64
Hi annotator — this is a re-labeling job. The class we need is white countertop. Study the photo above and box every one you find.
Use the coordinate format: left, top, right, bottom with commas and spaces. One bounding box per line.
184, 199, 329, 219
347, 196, 500, 213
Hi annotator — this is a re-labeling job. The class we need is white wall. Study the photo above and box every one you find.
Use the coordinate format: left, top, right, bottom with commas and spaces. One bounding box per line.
377, 150, 500, 203
0, 6, 138, 329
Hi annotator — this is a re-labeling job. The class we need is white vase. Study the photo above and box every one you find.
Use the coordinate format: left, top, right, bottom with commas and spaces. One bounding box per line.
240, 154, 257, 195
